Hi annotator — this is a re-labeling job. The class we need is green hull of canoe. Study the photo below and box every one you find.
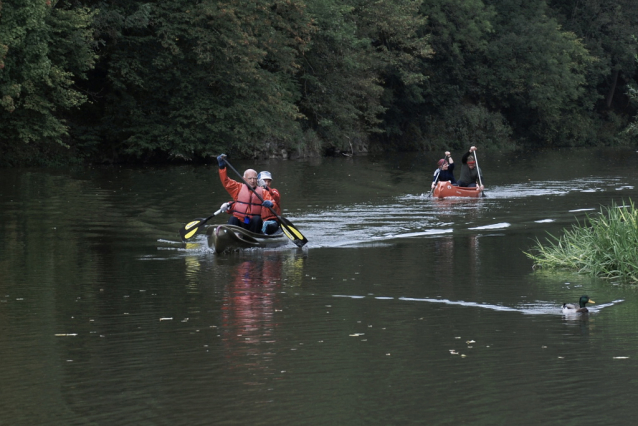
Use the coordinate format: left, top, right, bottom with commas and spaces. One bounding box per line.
206, 225, 289, 253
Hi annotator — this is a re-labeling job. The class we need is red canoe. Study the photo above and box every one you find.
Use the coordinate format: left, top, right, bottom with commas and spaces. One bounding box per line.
432, 181, 482, 198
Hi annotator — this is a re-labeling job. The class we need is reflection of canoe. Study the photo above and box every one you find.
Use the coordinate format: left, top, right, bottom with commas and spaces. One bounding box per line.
206, 225, 289, 253
433, 181, 482, 198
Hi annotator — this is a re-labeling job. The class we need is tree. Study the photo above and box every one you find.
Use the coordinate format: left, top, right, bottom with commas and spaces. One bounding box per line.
0, 0, 96, 163
479, 0, 595, 144
409, 0, 594, 148
548, 0, 638, 144
355, 0, 433, 149
403, 0, 504, 149
548, 0, 638, 109
78, 0, 313, 162
298, 0, 432, 152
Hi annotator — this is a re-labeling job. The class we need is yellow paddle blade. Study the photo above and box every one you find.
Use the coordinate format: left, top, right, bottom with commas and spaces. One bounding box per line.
280, 223, 307, 247
184, 227, 200, 240
281, 227, 294, 240
288, 226, 305, 241
185, 220, 200, 230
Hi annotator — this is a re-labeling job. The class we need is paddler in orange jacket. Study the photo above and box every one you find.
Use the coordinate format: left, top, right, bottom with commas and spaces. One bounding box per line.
216, 154, 278, 234
257, 171, 281, 235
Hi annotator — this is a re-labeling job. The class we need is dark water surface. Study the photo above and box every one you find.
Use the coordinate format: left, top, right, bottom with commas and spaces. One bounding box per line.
2, 148, 638, 425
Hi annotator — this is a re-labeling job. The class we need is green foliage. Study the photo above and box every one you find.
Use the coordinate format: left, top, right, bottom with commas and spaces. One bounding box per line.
526, 200, 638, 282
2, 0, 638, 165
478, 0, 595, 145
421, 104, 512, 151
78, 0, 433, 160
0, 0, 96, 157
546, 0, 638, 145
403, 0, 634, 149
299, 0, 431, 152
548, 0, 638, 104
625, 82, 638, 139
389, 0, 496, 149
419, 0, 495, 107
77, 0, 313, 161
298, 0, 371, 145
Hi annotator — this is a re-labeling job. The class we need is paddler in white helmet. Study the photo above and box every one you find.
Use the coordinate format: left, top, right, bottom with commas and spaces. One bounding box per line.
257, 170, 282, 234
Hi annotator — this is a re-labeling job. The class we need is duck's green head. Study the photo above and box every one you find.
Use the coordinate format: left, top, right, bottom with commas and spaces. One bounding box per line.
579, 295, 595, 308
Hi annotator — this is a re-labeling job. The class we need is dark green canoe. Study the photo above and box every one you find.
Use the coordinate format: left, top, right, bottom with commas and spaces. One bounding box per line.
206, 224, 289, 253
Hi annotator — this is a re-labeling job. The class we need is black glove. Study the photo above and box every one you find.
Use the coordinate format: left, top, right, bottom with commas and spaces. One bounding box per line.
262, 200, 273, 208
217, 154, 226, 169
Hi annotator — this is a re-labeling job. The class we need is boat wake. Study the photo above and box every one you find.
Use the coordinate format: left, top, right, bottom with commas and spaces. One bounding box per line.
453, 177, 629, 199
332, 294, 625, 315
161, 176, 634, 253
283, 176, 634, 249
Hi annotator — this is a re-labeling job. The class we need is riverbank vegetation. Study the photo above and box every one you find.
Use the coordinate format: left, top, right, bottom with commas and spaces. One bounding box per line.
526, 201, 638, 282
2, 0, 638, 166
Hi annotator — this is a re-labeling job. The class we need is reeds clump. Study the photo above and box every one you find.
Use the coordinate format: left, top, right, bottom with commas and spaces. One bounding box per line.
525, 200, 638, 282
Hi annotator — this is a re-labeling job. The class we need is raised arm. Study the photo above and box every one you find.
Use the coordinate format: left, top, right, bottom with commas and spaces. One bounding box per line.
461, 146, 477, 164
445, 151, 453, 164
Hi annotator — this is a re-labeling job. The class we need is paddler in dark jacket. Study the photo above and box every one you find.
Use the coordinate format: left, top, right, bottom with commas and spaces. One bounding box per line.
431, 150, 457, 189
217, 154, 278, 234
458, 146, 484, 192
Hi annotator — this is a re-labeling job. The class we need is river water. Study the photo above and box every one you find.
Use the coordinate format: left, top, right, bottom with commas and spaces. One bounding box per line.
1, 148, 638, 425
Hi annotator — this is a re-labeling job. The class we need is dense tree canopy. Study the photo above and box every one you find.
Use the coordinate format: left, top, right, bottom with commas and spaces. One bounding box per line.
0, 0, 96, 164
1, 0, 637, 166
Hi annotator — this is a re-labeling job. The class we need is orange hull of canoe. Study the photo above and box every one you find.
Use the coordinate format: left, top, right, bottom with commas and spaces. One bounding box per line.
433, 181, 482, 198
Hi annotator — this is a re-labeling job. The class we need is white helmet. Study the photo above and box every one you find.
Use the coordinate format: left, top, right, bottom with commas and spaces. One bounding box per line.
258, 171, 272, 180
258, 171, 272, 187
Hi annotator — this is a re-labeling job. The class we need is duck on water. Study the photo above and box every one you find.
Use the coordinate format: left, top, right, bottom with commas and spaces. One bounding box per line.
562, 295, 595, 314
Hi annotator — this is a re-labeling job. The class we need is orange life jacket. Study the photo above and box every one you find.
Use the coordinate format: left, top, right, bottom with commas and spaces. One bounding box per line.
232, 185, 265, 221
262, 187, 281, 221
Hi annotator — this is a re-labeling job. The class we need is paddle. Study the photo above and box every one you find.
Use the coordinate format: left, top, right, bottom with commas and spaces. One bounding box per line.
473, 150, 487, 198
179, 209, 223, 241
221, 156, 308, 248
428, 169, 440, 199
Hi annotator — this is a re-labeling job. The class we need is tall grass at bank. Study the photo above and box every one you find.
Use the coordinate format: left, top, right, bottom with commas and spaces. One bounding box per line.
525, 200, 638, 282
